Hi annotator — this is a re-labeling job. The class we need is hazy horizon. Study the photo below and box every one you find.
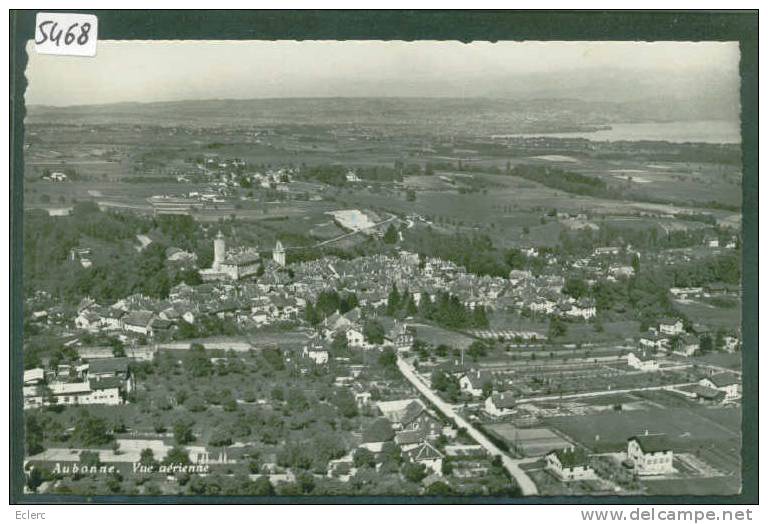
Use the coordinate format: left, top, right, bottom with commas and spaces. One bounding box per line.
25, 40, 740, 116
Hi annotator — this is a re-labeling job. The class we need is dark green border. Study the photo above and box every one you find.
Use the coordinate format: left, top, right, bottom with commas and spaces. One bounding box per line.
9, 9, 758, 505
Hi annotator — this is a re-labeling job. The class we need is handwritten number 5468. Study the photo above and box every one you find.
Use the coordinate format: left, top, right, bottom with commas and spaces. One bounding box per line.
35, 21, 91, 46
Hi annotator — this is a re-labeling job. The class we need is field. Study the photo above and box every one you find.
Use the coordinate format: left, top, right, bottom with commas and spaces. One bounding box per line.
409, 322, 475, 350
546, 407, 741, 455
486, 425, 571, 457
642, 476, 740, 496
672, 299, 742, 330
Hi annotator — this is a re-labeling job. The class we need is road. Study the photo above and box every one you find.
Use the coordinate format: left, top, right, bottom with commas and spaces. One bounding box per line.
396, 356, 539, 496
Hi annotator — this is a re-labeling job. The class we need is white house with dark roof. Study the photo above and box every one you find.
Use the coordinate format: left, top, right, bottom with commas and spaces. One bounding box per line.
627, 433, 674, 475
404, 440, 444, 475
484, 391, 517, 418
699, 373, 741, 400
545, 446, 596, 481
676, 334, 700, 357
627, 351, 659, 372
459, 370, 493, 398
658, 318, 685, 336
122, 310, 154, 335
639, 332, 670, 352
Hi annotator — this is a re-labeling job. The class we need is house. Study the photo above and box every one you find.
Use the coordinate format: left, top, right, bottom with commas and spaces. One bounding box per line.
23, 368, 45, 386
30, 381, 123, 408
639, 332, 669, 352
627, 351, 659, 372
86, 357, 132, 394
567, 298, 596, 320
658, 318, 685, 336
74, 310, 101, 331
122, 310, 154, 335
675, 334, 700, 356
594, 246, 621, 256
723, 335, 740, 353
77, 346, 115, 360
459, 370, 492, 398
99, 308, 125, 331
376, 399, 439, 435
699, 373, 741, 400
545, 447, 595, 481
302, 344, 329, 365
394, 429, 428, 450
684, 385, 726, 404
627, 433, 674, 475
346, 328, 369, 349
508, 269, 533, 285
609, 265, 635, 279
484, 391, 517, 418
669, 287, 703, 300
529, 297, 557, 315
354, 391, 372, 408
150, 318, 174, 336
403, 441, 444, 475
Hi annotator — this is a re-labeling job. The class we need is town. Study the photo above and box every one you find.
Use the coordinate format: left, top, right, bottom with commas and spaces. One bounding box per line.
22, 96, 743, 498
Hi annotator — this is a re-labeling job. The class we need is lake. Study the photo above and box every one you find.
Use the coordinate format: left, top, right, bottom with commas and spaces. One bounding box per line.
501, 120, 740, 144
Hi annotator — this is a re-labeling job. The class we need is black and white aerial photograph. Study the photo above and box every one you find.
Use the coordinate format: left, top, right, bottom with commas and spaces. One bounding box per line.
15, 31, 750, 501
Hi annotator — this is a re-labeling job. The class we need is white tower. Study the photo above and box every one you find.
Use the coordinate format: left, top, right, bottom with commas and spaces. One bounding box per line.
273, 240, 286, 267
213, 230, 225, 270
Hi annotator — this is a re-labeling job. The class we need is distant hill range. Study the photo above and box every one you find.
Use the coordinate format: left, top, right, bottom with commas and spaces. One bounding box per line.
26, 69, 739, 133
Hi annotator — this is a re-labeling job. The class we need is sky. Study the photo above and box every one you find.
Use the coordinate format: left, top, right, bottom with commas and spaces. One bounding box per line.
25, 40, 740, 107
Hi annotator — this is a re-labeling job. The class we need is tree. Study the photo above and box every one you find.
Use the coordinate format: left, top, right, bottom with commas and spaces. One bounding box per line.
426, 480, 454, 495
548, 316, 567, 339
715, 328, 727, 351
405, 189, 416, 202
353, 448, 377, 469
286, 387, 309, 413
467, 340, 488, 361
331, 331, 349, 354
481, 381, 494, 399
386, 284, 401, 316
472, 306, 489, 328
378, 347, 397, 369
363, 418, 395, 443
250, 476, 275, 496
139, 448, 158, 470
25, 412, 45, 455
72, 411, 113, 446
363, 319, 385, 344
699, 334, 714, 354
332, 389, 358, 418
172, 418, 195, 445
209, 429, 233, 448
563, 277, 589, 299
383, 224, 398, 244
163, 446, 191, 466
404, 293, 418, 317
504, 248, 526, 270
401, 462, 428, 483
305, 302, 319, 325
184, 343, 212, 377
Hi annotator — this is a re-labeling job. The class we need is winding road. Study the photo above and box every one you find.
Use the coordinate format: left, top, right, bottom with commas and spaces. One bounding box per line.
396, 356, 539, 496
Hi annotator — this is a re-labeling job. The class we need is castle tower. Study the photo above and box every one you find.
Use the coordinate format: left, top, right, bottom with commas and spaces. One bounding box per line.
213, 230, 226, 270
273, 240, 286, 267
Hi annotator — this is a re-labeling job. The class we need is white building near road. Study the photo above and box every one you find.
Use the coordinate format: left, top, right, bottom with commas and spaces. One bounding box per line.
627, 351, 659, 372
627, 433, 674, 476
